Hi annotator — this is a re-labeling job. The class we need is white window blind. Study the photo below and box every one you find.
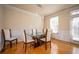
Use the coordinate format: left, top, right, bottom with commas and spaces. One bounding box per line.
50, 16, 59, 33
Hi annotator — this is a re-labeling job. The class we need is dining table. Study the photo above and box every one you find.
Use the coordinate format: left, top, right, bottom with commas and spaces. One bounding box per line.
27, 32, 46, 48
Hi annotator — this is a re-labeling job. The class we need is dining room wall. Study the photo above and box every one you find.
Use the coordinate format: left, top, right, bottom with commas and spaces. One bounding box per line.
3, 5, 44, 41
0, 5, 3, 29
44, 5, 79, 44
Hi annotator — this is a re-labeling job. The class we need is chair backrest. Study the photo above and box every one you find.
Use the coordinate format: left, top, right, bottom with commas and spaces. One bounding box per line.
44, 29, 51, 41
23, 30, 33, 43
44, 29, 48, 36
1, 29, 5, 41
9, 29, 12, 38
43, 28, 47, 34
24, 30, 27, 43
26, 29, 32, 35
32, 29, 37, 36
2, 29, 11, 40
46, 29, 51, 41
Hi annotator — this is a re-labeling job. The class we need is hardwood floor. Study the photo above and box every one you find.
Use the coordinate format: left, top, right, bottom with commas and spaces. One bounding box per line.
1, 39, 79, 54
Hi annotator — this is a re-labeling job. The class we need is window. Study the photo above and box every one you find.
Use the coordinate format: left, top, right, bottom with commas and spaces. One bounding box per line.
71, 9, 79, 15
71, 9, 79, 41
50, 16, 59, 33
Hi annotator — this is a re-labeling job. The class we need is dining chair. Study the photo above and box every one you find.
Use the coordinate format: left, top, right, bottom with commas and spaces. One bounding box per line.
23, 30, 35, 52
2, 29, 17, 48
43, 28, 47, 34
40, 29, 51, 50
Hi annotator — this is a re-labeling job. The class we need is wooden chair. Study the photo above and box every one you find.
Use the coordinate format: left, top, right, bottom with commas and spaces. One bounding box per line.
40, 29, 51, 50
23, 30, 35, 52
2, 29, 17, 48
43, 28, 47, 34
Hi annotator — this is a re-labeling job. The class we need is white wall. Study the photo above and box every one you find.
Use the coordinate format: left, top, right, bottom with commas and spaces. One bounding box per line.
3, 5, 44, 41
44, 5, 79, 44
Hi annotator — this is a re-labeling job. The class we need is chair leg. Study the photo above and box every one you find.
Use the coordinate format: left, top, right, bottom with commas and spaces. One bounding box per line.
25, 44, 27, 52
4, 41, 6, 49
45, 42, 47, 50
50, 41, 51, 48
30, 44, 31, 48
23, 43, 24, 48
10, 41, 12, 48
16, 39, 17, 44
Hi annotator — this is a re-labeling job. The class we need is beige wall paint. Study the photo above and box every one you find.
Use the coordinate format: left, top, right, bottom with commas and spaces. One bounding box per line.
4, 6, 44, 29
4, 5, 44, 41
0, 5, 3, 29
44, 5, 79, 44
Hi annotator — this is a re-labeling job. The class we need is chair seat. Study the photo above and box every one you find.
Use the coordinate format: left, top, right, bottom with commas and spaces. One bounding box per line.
40, 38, 50, 42
27, 39, 34, 43
6, 37, 16, 41
24, 39, 34, 43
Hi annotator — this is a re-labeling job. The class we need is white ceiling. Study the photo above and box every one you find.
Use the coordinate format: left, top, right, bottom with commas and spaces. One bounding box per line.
10, 4, 77, 16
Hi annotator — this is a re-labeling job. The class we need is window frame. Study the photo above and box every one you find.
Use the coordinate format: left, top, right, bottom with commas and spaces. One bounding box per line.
70, 9, 79, 41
